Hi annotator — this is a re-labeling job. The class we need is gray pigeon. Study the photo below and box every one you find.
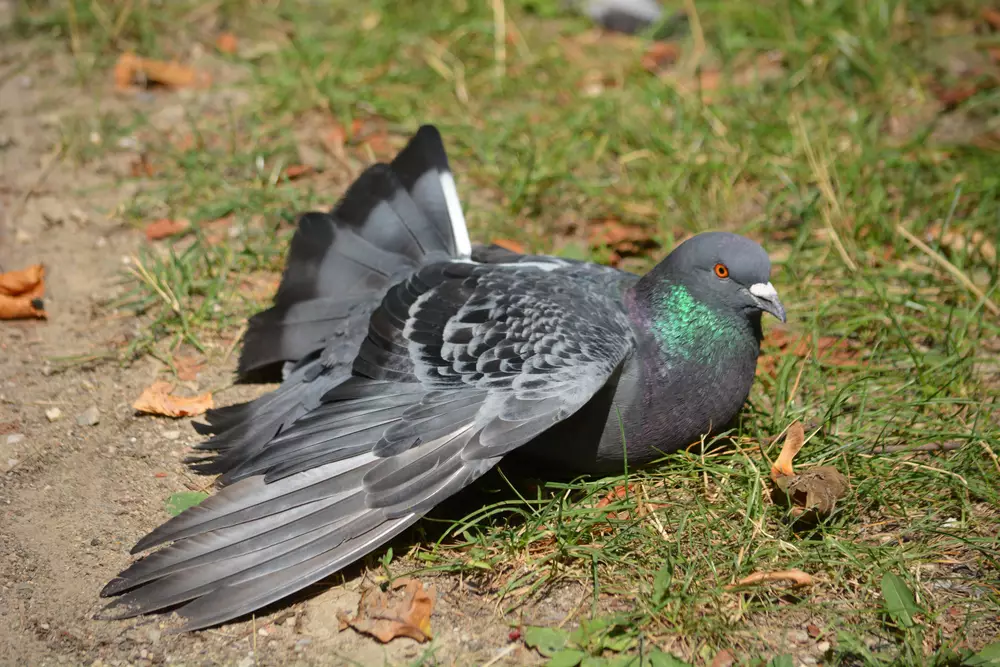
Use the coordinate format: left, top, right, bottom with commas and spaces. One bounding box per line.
99, 125, 785, 631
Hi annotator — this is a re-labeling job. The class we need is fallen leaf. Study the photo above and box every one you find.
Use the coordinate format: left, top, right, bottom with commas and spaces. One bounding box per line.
774, 466, 850, 516
165, 490, 209, 516
983, 7, 1000, 30
0, 264, 45, 297
771, 421, 805, 479
641, 42, 681, 74
282, 163, 314, 180
725, 569, 815, 590
173, 354, 205, 382
114, 52, 211, 91
588, 219, 659, 265
768, 421, 850, 520
145, 218, 190, 241
757, 325, 858, 377
339, 578, 435, 643
807, 624, 822, 638
129, 153, 159, 178
133, 381, 214, 418
0, 264, 46, 320
491, 238, 526, 254
709, 649, 736, 667
215, 32, 239, 54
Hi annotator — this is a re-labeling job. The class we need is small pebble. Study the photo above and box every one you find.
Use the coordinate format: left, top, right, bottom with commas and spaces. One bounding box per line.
6, 433, 25, 445
817, 641, 831, 653
45, 407, 62, 422
788, 629, 810, 644
77, 406, 100, 426
162, 430, 181, 441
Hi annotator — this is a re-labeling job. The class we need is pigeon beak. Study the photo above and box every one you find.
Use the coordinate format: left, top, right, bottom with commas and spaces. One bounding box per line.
749, 282, 786, 323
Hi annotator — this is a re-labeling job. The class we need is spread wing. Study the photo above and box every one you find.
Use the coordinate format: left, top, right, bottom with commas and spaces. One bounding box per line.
100, 259, 636, 630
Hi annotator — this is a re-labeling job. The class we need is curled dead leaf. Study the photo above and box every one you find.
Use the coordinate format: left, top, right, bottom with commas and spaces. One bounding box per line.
114, 52, 211, 91
133, 381, 213, 418
725, 569, 815, 590
339, 578, 435, 643
282, 163, 314, 180
145, 218, 190, 241
709, 649, 736, 667
774, 466, 850, 517
640, 42, 681, 74
768, 421, 850, 520
0, 264, 46, 320
771, 420, 805, 479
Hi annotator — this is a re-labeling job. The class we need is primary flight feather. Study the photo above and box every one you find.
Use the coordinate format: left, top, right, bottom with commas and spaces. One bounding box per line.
100, 125, 785, 631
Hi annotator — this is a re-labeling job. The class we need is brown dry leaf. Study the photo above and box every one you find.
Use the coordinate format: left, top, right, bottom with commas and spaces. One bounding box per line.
338, 578, 434, 643
133, 381, 214, 418
757, 325, 858, 377
771, 420, 805, 479
588, 219, 659, 264
0, 264, 46, 320
491, 238, 526, 254
641, 42, 681, 74
129, 153, 159, 178
215, 32, 239, 54
145, 218, 190, 241
983, 7, 1000, 30
173, 354, 206, 382
775, 466, 850, 516
283, 163, 314, 180
709, 649, 736, 667
0, 264, 45, 297
114, 52, 211, 91
725, 569, 815, 590
769, 422, 850, 519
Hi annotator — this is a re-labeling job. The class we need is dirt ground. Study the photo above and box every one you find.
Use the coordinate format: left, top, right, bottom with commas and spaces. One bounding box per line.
0, 38, 575, 667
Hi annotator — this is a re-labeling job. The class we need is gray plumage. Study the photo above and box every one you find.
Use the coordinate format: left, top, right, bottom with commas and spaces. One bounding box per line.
99, 125, 785, 631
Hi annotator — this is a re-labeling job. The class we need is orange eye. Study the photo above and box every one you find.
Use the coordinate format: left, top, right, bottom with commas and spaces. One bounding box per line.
714, 263, 729, 279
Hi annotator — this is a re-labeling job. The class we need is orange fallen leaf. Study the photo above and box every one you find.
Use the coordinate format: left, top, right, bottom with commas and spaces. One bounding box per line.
133, 381, 214, 418
114, 52, 211, 91
641, 42, 681, 74
588, 219, 659, 265
0, 294, 45, 319
215, 32, 238, 55
0, 264, 45, 297
983, 7, 1000, 30
771, 420, 805, 479
283, 163, 314, 180
339, 578, 434, 643
0, 264, 46, 320
145, 218, 190, 241
173, 354, 206, 382
725, 569, 815, 590
491, 238, 526, 254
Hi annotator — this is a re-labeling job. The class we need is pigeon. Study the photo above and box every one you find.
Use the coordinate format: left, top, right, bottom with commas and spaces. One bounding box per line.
99, 125, 785, 631
581, 0, 664, 35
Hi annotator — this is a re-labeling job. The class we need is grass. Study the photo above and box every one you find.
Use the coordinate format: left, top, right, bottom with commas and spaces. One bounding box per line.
7, 0, 1000, 663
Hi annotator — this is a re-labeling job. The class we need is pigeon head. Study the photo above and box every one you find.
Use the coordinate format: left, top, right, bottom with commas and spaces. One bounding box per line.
657, 231, 785, 323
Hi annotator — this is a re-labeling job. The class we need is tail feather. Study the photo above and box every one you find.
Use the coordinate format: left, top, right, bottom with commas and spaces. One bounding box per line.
237, 124, 470, 380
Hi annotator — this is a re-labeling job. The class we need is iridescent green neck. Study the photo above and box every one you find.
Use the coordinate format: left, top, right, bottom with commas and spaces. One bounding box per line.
647, 283, 743, 364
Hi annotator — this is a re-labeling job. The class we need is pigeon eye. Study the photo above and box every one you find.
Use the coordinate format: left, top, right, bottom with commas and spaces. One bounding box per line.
714, 263, 729, 279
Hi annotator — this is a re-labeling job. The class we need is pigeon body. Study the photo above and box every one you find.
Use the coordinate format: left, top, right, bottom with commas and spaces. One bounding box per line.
100, 125, 785, 631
